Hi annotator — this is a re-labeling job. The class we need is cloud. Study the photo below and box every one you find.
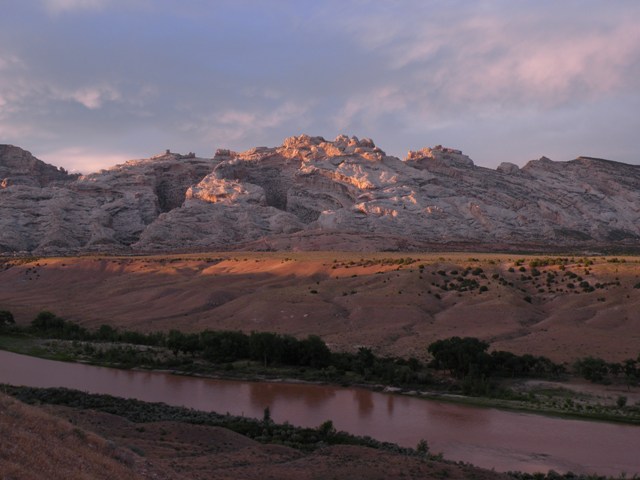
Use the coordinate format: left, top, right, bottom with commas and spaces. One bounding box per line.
336, 3, 640, 114
40, 0, 110, 13
0, 120, 42, 140
2, 1, 639, 169
2, 83, 123, 111
334, 86, 409, 131
66, 85, 121, 109
181, 100, 315, 149
44, 146, 133, 173
0, 54, 23, 71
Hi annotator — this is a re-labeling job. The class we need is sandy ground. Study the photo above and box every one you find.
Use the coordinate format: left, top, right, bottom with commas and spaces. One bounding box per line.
1, 252, 639, 363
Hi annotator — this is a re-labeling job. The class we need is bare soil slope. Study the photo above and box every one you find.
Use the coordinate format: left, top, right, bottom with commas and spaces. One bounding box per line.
1, 252, 639, 362
0, 393, 154, 479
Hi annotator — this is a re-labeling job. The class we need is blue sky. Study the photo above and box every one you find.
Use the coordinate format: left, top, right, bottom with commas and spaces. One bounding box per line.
1, 0, 639, 172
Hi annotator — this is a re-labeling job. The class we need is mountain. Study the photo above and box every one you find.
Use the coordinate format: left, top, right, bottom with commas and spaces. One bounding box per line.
1, 136, 639, 254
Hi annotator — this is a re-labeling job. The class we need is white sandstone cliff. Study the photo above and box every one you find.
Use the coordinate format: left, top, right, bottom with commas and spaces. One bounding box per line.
1, 136, 639, 254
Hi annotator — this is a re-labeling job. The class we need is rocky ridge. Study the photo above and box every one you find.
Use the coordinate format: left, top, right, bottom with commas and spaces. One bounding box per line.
1, 135, 639, 254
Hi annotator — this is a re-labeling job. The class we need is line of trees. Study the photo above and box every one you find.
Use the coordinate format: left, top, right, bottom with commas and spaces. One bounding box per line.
10, 310, 430, 385
574, 356, 640, 386
167, 329, 332, 369
8, 310, 638, 391
22, 311, 332, 369
427, 336, 565, 379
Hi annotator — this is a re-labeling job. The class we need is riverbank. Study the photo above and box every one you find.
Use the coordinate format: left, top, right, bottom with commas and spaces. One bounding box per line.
1, 386, 514, 480
2, 348, 638, 477
2, 334, 639, 426
1, 384, 636, 480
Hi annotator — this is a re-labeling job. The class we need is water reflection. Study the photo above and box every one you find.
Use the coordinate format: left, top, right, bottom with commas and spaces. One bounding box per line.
0, 350, 638, 476
248, 382, 337, 411
353, 388, 374, 417
386, 394, 394, 415
427, 401, 492, 428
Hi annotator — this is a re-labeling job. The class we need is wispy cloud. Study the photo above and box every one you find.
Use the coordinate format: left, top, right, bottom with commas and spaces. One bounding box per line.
339, 4, 640, 113
181, 100, 315, 149
65, 85, 122, 109
334, 86, 409, 131
0, 53, 23, 71
45, 146, 133, 173
2, 1, 639, 169
40, 0, 111, 13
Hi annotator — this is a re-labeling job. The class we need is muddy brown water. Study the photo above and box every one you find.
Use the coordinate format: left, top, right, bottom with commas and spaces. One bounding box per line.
1, 350, 638, 476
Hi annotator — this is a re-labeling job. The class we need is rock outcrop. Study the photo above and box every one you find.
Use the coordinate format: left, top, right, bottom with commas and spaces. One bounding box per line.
0, 149, 216, 253
0, 145, 75, 188
1, 136, 639, 254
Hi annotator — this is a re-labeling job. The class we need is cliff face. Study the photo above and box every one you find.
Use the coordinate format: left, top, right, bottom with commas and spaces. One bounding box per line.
1, 136, 639, 254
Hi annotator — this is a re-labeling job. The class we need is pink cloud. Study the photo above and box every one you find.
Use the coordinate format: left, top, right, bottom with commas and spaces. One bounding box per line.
341, 6, 640, 112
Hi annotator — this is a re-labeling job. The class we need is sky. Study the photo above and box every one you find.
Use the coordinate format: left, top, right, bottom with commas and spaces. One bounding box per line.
1, 0, 639, 173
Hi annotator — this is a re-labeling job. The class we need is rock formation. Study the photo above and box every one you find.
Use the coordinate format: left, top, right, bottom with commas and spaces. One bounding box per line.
0, 145, 74, 188
1, 136, 639, 254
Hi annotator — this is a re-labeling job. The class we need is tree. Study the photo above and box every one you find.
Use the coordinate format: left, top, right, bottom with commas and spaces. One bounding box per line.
96, 324, 118, 341
489, 350, 521, 377
355, 347, 375, 373
200, 330, 250, 363
279, 334, 302, 365
167, 330, 186, 356
249, 332, 283, 366
574, 356, 609, 383
31, 311, 65, 331
416, 439, 430, 455
318, 420, 336, 439
623, 359, 638, 388
427, 337, 490, 378
0, 310, 14, 326
299, 335, 331, 368
262, 406, 272, 424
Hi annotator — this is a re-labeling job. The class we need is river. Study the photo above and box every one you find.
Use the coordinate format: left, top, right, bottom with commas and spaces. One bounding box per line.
1, 350, 638, 476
